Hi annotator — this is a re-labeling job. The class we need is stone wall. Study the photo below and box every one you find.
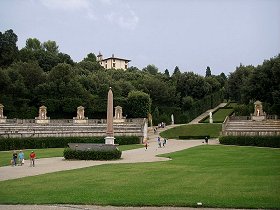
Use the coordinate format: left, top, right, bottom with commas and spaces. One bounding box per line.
0, 119, 144, 138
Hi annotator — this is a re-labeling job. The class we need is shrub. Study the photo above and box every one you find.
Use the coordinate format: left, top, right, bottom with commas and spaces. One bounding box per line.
0, 136, 140, 151
63, 147, 122, 160
179, 135, 210, 140
219, 136, 280, 148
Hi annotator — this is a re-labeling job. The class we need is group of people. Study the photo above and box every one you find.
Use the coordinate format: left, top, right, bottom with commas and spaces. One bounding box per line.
11, 150, 36, 167
157, 137, 167, 148
144, 137, 168, 150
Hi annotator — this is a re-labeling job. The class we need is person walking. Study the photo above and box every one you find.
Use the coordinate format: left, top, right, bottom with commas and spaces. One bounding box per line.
18, 150, 25, 166
144, 142, 148, 150
157, 137, 161, 148
205, 136, 209, 144
12, 151, 17, 166
163, 138, 167, 147
29, 151, 36, 167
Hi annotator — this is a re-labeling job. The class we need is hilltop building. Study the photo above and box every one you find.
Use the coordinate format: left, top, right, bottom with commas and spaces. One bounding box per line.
97, 52, 130, 70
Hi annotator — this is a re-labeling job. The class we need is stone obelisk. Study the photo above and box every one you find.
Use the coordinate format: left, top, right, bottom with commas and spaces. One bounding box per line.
105, 87, 115, 144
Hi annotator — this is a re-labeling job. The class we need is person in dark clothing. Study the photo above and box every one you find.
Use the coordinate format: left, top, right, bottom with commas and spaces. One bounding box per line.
12, 151, 17, 166
205, 136, 209, 144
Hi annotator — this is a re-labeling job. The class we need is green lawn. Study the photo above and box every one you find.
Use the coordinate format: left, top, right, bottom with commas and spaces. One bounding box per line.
0, 145, 279, 209
160, 123, 222, 139
0, 145, 143, 167
202, 108, 234, 123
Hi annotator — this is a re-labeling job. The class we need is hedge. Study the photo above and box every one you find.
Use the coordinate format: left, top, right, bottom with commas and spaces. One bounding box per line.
0, 136, 140, 151
63, 147, 122, 160
179, 135, 210, 140
219, 136, 280, 148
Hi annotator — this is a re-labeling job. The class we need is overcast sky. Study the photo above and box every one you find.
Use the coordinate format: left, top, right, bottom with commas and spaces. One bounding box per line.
1, 0, 279, 76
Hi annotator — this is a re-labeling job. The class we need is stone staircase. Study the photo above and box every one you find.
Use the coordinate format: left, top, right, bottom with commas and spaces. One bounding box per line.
222, 119, 280, 136
0, 123, 143, 138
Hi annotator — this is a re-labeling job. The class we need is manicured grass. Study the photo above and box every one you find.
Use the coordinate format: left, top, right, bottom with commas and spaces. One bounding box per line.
0, 145, 143, 167
0, 145, 279, 209
160, 124, 222, 139
201, 108, 234, 123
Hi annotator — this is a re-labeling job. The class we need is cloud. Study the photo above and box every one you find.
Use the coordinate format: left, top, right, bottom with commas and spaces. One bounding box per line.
39, 0, 96, 19
39, 0, 139, 29
105, 4, 139, 30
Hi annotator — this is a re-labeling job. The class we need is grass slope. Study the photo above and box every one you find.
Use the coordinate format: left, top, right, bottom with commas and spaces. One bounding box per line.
202, 108, 234, 123
160, 124, 222, 139
0, 145, 143, 167
0, 145, 279, 209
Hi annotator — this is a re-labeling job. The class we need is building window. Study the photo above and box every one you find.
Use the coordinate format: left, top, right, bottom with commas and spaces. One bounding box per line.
113, 59, 115, 62
125, 65, 128, 69
113, 63, 116, 68
105, 64, 107, 68
105, 61, 107, 63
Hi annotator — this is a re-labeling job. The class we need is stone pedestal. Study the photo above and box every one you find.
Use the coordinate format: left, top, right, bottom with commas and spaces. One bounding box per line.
73, 119, 88, 124
251, 115, 266, 121
0, 118, 7, 123
35, 119, 50, 124
105, 136, 115, 145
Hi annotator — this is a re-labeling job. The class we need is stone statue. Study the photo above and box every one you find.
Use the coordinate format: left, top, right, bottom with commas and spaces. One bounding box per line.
35, 105, 50, 124
171, 114, 174, 125
114, 106, 125, 123
209, 112, 213, 123
0, 104, 7, 123
73, 106, 88, 124
252, 101, 266, 121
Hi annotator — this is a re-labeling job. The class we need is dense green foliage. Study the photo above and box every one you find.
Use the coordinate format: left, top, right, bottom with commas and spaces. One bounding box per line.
0, 29, 227, 123
227, 55, 280, 115
219, 136, 280, 148
0, 146, 279, 209
63, 147, 122, 160
160, 124, 222, 139
0, 136, 140, 151
1, 29, 278, 122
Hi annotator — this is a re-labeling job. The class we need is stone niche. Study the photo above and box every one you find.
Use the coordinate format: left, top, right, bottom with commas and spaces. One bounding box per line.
73, 106, 88, 124
251, 100, 266, 121
113, 106, 125, 123
0, 104, 7, 123
35, 105, 50, 124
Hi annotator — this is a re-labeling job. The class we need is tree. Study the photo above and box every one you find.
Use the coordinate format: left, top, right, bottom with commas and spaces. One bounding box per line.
126, 91, 151, 118
83, 53, 97, 62
164, 69, 170, 77
43, 40, 59, 54
142, 64, 158, 75
172, 66, 181, 76
205, 66, 211, 77
25, 38, 42, 51
0, 29, 19, 67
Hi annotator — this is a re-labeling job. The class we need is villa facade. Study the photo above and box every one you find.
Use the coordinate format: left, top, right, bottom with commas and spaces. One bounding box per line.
97, 52, 130, 70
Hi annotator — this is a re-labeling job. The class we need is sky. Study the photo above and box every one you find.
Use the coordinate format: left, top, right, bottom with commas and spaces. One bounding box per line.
0, 0, 279, 76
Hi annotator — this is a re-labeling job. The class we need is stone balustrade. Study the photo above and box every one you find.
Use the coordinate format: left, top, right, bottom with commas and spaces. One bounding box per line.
222, 118, 280, 136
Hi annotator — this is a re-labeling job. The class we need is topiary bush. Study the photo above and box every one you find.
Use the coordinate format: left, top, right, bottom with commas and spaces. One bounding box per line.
219, 136, 280, 148
63, 147, 122, 160
0, 136, 140, 151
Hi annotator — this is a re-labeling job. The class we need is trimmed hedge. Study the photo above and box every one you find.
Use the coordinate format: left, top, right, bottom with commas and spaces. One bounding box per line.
0, 136, 140, 151
63, 147, 122, 160
179, 135, 210, 140
219, 136, 280, 148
